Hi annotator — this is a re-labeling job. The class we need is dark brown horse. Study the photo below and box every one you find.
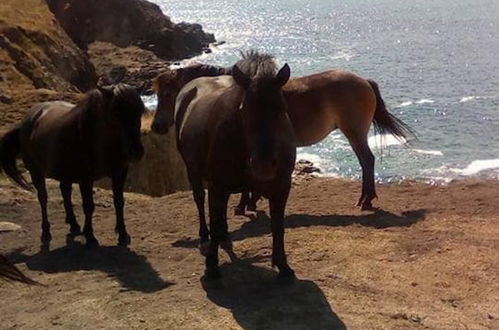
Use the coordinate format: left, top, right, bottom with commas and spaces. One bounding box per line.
174, 52, 296, 278
0, 84, 145, 248
0, 254, 38, 285
152, 63, 413, 211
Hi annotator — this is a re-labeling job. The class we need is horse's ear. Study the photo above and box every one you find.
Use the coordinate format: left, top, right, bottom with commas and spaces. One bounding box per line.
97, 85, 114, 99
232, 65, 250, 88
276, 63, 290, 87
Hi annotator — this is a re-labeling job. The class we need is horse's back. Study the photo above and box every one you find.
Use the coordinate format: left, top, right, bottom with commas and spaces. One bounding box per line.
20, 101, 82, 179
284, 69, 377, 145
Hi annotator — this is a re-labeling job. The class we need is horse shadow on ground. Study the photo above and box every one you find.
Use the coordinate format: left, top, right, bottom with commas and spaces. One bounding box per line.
173, 208, 426, 249
7, 241, 172, 293
201, 260, 346, 330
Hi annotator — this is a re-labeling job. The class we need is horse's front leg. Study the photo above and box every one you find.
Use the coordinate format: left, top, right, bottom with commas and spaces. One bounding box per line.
269, 186, 294, 278
31, 172, 51, 249
205, 186, 230, 279
112, 168, 130, 246
79, 179, 98, 247
60, 181, 81, 236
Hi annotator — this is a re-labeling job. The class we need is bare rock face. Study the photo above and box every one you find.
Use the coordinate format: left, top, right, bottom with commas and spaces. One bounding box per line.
46, 0, 216, 60
0, 0, 97, 94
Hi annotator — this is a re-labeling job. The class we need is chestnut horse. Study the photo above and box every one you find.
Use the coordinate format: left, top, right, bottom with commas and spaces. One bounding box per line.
174, 52, 296, 278
152, 63, 413, 211
0, 84, 145, 248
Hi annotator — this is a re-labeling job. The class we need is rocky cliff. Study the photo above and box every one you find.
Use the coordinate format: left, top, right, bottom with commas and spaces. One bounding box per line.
0, 0, 97, 95
0, 0, 210, 196
46, 0, 215, 60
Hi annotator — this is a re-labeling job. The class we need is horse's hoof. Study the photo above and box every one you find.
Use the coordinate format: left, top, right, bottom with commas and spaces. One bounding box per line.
199, 240, 210, 256
204, 267, 222, 280
69, 225, 82, 236
247, 205, 257, 212
118, 234, 131, 247
219, 239, 233, 252
85, 237, 100, 248
234, 206, 245, 216
278, 266, 296, 279
361, 202, 377, 211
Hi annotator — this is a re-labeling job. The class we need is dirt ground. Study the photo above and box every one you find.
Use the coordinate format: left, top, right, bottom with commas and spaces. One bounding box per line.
0, 177, 498, 330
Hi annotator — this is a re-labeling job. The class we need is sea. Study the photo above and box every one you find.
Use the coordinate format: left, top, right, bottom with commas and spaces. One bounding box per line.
145, 0, 499, 183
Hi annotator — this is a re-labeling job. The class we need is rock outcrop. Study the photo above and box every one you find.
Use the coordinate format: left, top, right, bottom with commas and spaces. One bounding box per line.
0, 0, 97, 96
0, 0, 209, 196
46, 0, 215, 60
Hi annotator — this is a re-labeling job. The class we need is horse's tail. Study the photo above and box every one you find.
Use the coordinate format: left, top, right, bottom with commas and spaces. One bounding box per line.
0, 126, 31, 191
0, 254, 39, 285
368, 79, 416, 143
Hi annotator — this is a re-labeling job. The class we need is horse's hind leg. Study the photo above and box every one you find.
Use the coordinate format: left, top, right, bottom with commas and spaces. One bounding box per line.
31, 172, 51, 247
79, 180, 98, 247
112, 168, 130, 247
60, 181, 81, 236
205, 186, 230, 279
347, 136, 377, 210
247, 192, 260, 212
188, 172, 210, 255
234, 191, 249, 215
235, 190, 260, 215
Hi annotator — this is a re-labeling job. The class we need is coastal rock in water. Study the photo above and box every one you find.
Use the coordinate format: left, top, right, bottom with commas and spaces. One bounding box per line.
0, 0, 97, 93
46, 0, 216, 60
294, 159, 322, 175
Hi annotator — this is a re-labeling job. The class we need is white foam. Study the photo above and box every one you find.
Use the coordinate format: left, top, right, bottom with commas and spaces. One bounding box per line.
459, 96, 478, 103
397, 101, 413, 107
368, 134, 407, 148
452, 159, 499, 176
415, 99, 435, 104
413, 149, 443, 156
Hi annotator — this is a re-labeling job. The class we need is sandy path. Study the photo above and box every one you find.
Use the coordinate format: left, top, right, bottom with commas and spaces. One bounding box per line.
1, 178, 498, 329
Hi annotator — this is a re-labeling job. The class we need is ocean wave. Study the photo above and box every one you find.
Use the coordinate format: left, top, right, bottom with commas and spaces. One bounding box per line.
459, 96, 479, 103
413, 149, 443, 156
451, 158, 499, 176
415, 99, 434, 104
397, 101, 413, 107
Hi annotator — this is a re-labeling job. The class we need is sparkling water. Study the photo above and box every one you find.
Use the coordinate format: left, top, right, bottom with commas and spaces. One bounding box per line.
148, 0, 499, 182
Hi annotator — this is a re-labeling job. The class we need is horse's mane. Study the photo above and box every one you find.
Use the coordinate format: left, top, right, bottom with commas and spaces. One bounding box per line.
235, 50, 277, 79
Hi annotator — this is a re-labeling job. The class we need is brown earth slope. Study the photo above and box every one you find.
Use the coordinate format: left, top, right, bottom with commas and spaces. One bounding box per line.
0, 178, 497, 329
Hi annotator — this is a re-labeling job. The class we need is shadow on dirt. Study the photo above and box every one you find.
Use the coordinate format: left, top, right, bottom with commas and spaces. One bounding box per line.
201, 260, 346, 330
174, 208, 426, 248
7, 241, 172, 293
